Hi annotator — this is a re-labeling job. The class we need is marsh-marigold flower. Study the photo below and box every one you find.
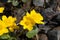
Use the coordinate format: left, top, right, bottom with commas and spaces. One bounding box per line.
0, 7, 4, 13
2, 15, 19, 32
20, 9, 44, 31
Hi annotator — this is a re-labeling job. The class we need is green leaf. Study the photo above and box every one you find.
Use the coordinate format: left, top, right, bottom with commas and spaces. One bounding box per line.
0, 34, 10, 39
22, 0, 29, 3
8, 37, 17, 40
7, 0, 12, 2
26, 28, 39, 38
12, 0, 19, 6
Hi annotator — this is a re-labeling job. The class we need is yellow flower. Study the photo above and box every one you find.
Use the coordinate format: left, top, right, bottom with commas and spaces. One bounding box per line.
0, 7, 4, 13
27, 9, 44, 24
0, 20, 9, 36
2, 15, 16, 27
20, 9, 44, 31
20, 16, 35, 31
2, 15, 19, 32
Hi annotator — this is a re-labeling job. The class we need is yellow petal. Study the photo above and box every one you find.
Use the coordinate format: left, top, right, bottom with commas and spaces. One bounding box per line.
31, 11, 43, 20
0, 28, 9, 36
10, 23, 19, 29
27, 26, 33, 31
8, 16, 15, 22
2, 15, 7, 21
30, 9, 44, 24
37, 21, 45, 24
9, 28, 14, 32
0, 20, 7, 28
26, 12, 30, 16
3, 28, 9, 33
20, 20, 25, 25
0, 31, 4, 36
0, 7, 4, 13
23, 25, 33, 31
30, 9, 36, 15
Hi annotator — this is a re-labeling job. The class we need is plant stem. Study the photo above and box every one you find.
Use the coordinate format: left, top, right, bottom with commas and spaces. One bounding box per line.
36, 34, 39, 40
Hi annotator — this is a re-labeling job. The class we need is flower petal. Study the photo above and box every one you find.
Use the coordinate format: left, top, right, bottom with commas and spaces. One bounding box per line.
0, 7, 4, 13
2, 15, 7, 21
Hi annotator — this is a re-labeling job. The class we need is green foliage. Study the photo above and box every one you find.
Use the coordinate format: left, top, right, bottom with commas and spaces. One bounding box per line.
0, 34, 17, 40
22, 0, 29, 3
26, 27, 39, 38
8, 37, 17, 40
12, 0, 19, 6
0, 34, 10, 39
7, 0, 12, 2
7, 0, 19, 6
